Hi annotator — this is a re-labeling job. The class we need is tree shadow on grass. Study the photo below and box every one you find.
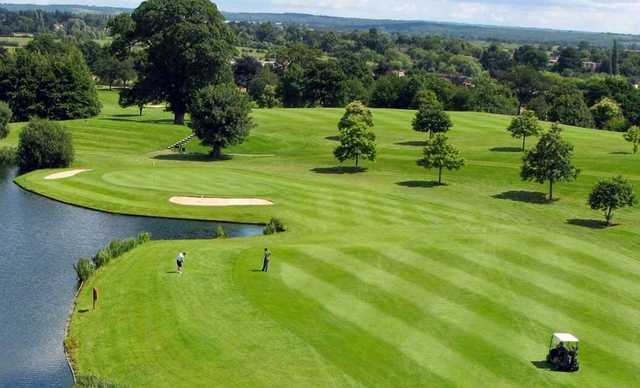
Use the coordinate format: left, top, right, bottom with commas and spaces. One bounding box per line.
311, 166, 367, 174
493, 191, 553, 204
566, 219, 610, 229
396, 140, 427, 147
102, 117, 175, 125
490, 146, 522, 153
610, 151, 632, 155
325, 135, 339, 142
531, 360, 552, 370
153, 153, 231, 162
112, 113, 142, 118
78, 309, 90, 313
396, 180, 444, 188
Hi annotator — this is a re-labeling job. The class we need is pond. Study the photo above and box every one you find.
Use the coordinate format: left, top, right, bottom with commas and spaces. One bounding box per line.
0, 166, 264, 387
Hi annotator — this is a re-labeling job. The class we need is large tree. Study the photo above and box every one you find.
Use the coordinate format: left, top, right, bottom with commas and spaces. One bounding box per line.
507, 111, 542, 151
0, 36, 100, 121
334, 101, 376, 167
417, 134, 465, 185
190, 84, 253, 159
521, 125, 580, 200
110, 0, 235, 125
588, 176, 636, 225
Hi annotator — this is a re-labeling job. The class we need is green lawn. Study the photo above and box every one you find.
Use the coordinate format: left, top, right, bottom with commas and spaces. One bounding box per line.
5, 91, 640, 386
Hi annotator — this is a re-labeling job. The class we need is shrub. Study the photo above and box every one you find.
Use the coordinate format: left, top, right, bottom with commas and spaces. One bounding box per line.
136, 232, 151, 244
263, 218, 286, 235
74, 375, 122, 388
93, 249, 112, 269
75, 232, 152, 284
0, 146, 16, 165
73, 257, 95, 283
214, 225, 227, 239
17, 119, 74, 172
0, 101, 11, 139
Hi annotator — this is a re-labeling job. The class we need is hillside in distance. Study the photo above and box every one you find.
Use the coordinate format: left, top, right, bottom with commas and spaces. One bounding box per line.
1, 3, 639, 47
223, 12, 640, 47
0, 3, 129, 15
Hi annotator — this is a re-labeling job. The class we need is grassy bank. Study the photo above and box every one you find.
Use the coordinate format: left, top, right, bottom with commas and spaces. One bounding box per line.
4, 91, 639, 386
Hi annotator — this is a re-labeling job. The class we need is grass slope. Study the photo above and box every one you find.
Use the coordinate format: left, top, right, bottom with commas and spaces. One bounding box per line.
6, 91, 639, 386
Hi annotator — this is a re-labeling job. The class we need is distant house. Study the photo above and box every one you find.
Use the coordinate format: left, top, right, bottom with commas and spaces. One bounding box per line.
582, 61, 599, 72
391, 70, 406, 77
258, 60, 275, 68
439, 73, 474, 87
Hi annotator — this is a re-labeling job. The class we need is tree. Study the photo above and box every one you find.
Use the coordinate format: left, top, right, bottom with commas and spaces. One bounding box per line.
480, 44, 513, 77
334, 101, 376, 167
109, 0, 235, 125
233, 56, 262, 89
119, 85, 153, 116
17, 118, 74, 171
412, 99, 452, 138
0, 101, 11, 139
249, 67, 281, 108
590, 97, 622, 129
2, 36, 100, 121
624, 126, 640, 154
94, 52, 135, 90
557, 47, 582, 73
507, 111, 542, 151
611, 40, 619, 76
279, 63, 306, 107
546, 84, 594, 128
190, 84, 254, 159
504, 66, 550, 112
417, 134, 464, 185
521, 125, 580, 201
513, 45, 549, 70
588, 176, 636, 225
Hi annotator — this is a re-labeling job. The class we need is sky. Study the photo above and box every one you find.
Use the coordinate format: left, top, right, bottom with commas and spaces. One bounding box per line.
4, 0, 640, 34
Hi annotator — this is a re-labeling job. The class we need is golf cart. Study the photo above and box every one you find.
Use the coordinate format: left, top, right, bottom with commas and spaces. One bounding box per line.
546, 333, 579, 372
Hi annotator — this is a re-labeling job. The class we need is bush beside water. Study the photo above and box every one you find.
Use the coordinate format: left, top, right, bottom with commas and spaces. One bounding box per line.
214, 225, 227, 238
73, 232, 151, 284
263, 218, 286, 235
0, 146, 16, 165
17, 118, 74, 172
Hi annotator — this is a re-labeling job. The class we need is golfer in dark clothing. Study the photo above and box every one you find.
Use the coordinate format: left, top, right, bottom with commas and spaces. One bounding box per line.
261, 248, 271, 272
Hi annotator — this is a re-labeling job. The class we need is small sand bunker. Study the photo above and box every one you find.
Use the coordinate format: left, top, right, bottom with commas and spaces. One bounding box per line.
169, 196, 273, 207
44, 169, 91, 180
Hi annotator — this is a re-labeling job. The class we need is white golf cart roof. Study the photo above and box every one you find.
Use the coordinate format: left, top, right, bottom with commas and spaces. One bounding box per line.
553, 333, 579, 342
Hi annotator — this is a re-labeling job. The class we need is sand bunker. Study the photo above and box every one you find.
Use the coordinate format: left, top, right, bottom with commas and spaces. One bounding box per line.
169, 196, 273, 207
44, 169, 91, 180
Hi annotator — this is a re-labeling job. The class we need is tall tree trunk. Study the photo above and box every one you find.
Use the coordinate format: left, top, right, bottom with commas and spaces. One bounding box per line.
174, 111, 186, 126
138, 104, 144, 116
438, 167, 443, 185
549, 179, 554, 201
212, 143, 222, 159
522, 136, 526, 152
355, 154, 359, 168
606, 206, 613, 225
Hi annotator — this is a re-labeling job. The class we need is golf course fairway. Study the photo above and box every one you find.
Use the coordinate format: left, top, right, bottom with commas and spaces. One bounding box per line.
4, 91, 639, 386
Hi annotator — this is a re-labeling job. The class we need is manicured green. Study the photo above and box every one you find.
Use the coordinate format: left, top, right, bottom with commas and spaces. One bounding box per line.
4, 91, 639, 386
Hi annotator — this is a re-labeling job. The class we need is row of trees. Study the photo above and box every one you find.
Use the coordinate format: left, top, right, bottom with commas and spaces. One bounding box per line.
333, 100, 635, 226
0, 35, 101, 121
